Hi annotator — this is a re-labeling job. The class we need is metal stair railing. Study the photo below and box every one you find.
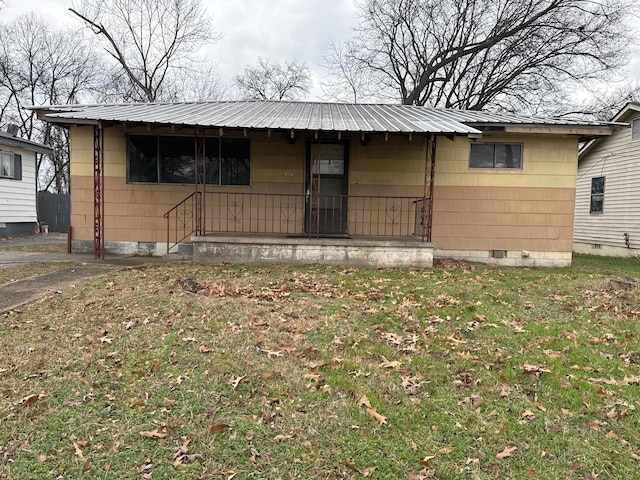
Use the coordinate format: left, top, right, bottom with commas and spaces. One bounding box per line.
163, 192, 202, 254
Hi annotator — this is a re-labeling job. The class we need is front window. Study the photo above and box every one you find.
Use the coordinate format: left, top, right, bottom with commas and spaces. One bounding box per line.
128, 135, 250, 186
469, 143, 522, 169
590, 176, 605, 214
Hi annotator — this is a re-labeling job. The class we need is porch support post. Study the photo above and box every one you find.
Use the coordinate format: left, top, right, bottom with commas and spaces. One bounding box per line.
308, 138, 321, 238
93, 123, 104, 260
422, 134, 436, 242
194, 129, 206, 235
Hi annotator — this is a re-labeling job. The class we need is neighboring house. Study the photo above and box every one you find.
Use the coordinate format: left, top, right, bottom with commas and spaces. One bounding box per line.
574, 102, 640, 257
33, 100, 615, 267
0, 128, 53, 237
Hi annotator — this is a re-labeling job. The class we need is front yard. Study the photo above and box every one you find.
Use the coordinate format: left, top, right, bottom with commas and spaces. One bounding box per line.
1, 255, 639, 479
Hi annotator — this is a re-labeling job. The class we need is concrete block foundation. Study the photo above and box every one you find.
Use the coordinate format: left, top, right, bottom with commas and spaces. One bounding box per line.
192, 235, 434, 268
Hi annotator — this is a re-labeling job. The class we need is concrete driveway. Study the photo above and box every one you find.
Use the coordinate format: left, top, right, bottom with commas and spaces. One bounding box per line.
0, 233, 166, 313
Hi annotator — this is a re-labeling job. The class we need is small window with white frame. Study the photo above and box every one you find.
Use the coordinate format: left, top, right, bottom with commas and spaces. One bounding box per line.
469, 143, 523, 169
1, 151, 14, 178
0, 150, 22, 180
590, 176, 605, 214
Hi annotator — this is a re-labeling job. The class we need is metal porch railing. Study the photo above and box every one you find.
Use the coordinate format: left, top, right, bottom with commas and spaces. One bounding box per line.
203, 192, 431, 239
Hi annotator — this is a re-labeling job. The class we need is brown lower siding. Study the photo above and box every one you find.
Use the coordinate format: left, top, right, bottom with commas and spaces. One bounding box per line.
71, 176, 575, 254
431, 185, 575, 252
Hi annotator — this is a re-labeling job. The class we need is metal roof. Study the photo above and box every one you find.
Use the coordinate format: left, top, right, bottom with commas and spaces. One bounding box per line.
32, 100, 616, 136
32, 101, 479, 135
424, 108, 619, 127
0, 130, 53, 155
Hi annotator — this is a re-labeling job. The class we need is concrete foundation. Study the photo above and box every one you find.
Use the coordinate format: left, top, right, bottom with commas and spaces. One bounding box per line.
573, 242, 640, 258
434, 249, 572, 267
0, 222, 37, 237
192, 235, 434, 268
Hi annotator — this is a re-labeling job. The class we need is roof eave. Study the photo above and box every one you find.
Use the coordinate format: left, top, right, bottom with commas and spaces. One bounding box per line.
40, 116, 481, 137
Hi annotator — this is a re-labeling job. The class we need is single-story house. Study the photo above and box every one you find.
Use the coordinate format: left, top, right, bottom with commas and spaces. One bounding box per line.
32, 100, 616, 267
574, 102, 640, 257
0, 128, 53, 237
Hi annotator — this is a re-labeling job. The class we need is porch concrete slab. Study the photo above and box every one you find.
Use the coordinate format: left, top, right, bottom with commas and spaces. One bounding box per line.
193, 235, 433, 268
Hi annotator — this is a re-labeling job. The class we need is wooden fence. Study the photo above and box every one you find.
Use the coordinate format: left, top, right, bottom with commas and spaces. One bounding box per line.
37, 192, 70, 233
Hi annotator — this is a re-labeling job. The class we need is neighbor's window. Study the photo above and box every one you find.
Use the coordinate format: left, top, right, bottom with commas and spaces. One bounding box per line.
590, 176, 605, 214
632, 118, 640, 141
469, 143, 522, 169
0, 150, 22, 180
127, 135, 250, 185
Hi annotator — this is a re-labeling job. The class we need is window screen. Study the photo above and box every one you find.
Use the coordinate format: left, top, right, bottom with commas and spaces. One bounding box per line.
470, 143, 522, 169
590, 176, 605, 214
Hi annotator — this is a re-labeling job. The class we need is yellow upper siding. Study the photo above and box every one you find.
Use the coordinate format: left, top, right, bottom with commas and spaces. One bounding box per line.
70, 127, 578, 191
434, 134, 578, 188
70, 126, 127, 177
70, 126, 305, 184
350, 136, 427, 187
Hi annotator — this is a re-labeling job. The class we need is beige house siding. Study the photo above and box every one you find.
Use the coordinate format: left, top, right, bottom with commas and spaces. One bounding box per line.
69, 126, 579, 264
574, 112, 640, 255
69, 126, 429, 244
432, 134, 578, 257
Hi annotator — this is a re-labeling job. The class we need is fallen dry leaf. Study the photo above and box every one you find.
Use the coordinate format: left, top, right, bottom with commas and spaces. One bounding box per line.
378, 357, 403, 369
303, 373, 324, 382
496, 445, 517, 459
366, 406, 388, 425
139, 428, 168, 439
521, 410, 536, 420
210, 424, 230, 434
358, 395, 372, 408
521, 364, 551, 377
19, 393, 44, 407
72, 441, 85, 459
273, 432, 295, 443
227, 375, 246, 389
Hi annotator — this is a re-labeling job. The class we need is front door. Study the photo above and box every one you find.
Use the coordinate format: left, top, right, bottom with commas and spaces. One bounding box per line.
306, 142, 348, 235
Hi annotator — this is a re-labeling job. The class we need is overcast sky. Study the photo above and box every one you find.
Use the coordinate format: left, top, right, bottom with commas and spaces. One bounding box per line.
1, 0, 359, 100
2, 0, 639, 104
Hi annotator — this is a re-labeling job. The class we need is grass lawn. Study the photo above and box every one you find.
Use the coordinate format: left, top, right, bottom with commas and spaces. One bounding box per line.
0, 262, 73, 287
1, 254, 639, 479
0, 243, 67, 254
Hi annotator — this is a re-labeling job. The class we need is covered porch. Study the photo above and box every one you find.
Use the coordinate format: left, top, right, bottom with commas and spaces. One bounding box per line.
162, 133, 439, 268
168, 188, 435, 267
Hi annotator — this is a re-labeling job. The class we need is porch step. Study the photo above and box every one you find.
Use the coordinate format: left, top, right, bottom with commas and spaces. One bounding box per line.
163, 242, 193, 262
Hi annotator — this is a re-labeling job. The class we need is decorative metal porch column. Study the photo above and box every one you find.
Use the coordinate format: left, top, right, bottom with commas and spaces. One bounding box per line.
308, 137, 321, 237
93, 123, 104, 260
422, 134, 436, 242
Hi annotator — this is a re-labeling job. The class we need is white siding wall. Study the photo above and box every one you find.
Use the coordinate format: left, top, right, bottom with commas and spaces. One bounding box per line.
574, 112, 640, 251
0, 146, 37, 223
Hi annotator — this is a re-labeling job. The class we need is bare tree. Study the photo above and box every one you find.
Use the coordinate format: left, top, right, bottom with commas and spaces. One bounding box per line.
0, 13, 104, 192
70, 0, 222, 102
234, 58, 311, 101
326, 0, 637, 114
321, 42, 376, 103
